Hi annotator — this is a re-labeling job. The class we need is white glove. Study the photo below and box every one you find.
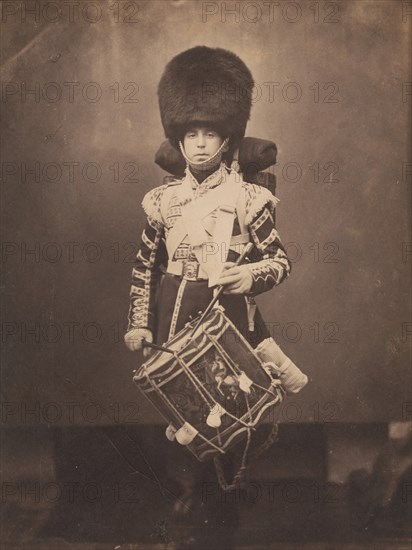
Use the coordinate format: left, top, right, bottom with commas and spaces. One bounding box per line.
216, 262, 253, 294
124, 328, 153, 357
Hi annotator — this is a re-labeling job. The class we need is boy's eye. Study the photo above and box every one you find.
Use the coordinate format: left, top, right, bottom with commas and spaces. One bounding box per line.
186, 133, 196, 138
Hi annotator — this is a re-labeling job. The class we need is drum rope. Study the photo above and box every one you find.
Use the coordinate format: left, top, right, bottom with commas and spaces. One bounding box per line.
213, 428, 252, 492
213, 412, 280, 491
249, 420, 279, 461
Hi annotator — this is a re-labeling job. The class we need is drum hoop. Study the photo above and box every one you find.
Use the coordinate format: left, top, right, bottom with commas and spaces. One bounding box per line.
134, 307, 229, 379
135, 338, 215, 390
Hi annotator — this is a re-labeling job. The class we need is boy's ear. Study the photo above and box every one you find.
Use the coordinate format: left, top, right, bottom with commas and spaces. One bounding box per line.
222, 138, 229, 153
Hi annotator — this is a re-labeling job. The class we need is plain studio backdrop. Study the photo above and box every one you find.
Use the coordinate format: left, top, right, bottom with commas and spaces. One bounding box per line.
1, 1, 410, 437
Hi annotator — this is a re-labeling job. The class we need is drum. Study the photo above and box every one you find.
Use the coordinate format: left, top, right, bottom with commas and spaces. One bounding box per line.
133, 306, 284, 462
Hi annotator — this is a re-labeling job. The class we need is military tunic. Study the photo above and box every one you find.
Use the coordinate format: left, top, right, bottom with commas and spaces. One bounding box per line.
127, 163, 291, 347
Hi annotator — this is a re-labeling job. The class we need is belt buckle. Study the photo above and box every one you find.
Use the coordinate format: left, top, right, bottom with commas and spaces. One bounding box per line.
182, 260, 199, 281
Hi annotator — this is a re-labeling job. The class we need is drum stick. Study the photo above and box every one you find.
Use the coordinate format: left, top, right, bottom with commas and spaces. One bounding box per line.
190, 242, 254, 337
141, 340, 174, 354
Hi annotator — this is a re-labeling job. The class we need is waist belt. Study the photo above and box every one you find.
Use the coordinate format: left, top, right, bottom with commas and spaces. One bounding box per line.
167, 259, 209, 281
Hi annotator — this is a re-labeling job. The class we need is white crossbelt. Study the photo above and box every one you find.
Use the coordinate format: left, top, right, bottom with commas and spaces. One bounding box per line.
165, 171, 244, 287
166, 232, 250, 281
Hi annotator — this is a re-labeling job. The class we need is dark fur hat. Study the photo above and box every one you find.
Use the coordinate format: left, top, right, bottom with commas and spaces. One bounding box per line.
158, 46, 254, 148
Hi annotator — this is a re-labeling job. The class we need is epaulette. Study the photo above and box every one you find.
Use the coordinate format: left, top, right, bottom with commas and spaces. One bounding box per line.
243, 182, 279, 226
141, 178, 183, 224
141, 184, 168, 224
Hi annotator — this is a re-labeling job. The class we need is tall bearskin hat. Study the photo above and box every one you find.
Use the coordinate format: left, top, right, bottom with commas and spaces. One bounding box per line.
158, 46, 254, 148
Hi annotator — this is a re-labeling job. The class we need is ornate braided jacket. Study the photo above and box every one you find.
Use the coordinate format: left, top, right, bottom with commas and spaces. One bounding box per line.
127, 163, 291, 345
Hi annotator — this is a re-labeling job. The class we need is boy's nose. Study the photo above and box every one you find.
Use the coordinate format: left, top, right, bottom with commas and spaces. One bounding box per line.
196, 134, 206, 147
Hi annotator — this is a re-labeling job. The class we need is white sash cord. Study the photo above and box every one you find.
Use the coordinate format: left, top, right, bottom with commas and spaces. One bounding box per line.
166, 171, 242, 286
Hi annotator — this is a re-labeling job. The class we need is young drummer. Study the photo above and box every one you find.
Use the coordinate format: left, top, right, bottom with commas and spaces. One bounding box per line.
124, 46, 292, 357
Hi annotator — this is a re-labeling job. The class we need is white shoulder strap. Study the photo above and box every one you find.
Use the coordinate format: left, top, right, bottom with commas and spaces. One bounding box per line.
165, 171, 242, 285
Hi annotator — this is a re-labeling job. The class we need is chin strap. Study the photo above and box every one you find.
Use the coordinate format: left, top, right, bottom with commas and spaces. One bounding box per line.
179, 138, 229, 171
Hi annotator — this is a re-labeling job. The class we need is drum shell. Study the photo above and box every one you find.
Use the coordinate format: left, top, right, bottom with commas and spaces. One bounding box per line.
133, 307, 282, 461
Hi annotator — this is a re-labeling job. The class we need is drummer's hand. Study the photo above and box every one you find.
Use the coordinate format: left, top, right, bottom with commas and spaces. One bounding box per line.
124, 328, 153, 357
217, 262, 253, 294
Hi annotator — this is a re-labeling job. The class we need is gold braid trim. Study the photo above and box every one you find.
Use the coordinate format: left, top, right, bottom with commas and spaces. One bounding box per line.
141, 184, 168, 225
244, 183, 279, 226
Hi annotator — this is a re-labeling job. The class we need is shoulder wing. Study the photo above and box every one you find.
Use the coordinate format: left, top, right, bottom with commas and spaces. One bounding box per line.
141, 179, 182, 224
243, 182, 279, 226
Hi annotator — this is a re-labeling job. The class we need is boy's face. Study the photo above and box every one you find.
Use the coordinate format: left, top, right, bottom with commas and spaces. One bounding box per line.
182, 126, 227, 162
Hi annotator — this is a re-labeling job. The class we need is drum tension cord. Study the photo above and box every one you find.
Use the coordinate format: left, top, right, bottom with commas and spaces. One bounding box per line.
213, 419, 280, 492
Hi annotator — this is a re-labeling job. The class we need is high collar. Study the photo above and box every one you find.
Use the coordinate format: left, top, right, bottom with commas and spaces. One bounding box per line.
184, 163, 230, 194
188, 165, 216, 183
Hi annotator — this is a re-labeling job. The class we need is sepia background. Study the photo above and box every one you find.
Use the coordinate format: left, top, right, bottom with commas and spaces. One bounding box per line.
1, 0, 411, 548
